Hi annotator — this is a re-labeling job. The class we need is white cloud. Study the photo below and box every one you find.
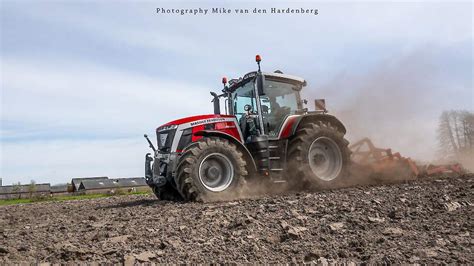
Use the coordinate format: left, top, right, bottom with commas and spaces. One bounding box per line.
1, 57, 214, 137
8, 2, 472, 59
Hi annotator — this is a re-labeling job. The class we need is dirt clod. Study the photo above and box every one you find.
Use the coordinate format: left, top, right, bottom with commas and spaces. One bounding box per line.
329, 222, 345, 231
0, 246, 9, 254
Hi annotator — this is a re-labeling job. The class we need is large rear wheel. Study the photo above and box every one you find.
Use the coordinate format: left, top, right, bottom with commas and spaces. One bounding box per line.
175, 137, 248, 201
288, 121, 351, 188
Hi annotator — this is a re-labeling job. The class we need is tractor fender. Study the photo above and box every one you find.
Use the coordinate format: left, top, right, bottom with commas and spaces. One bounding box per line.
193, 130, 258, 174
293, 113, 347, 135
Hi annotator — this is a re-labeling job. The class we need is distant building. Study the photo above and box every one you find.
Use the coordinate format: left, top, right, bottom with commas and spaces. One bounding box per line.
50, 184, 70, 196
71, 176, 108, 192
111, 177, 148, 187
0, 177, 150, 199
0, 183, 51, 199
78, 177, 150, 194
0, 178, 2, 186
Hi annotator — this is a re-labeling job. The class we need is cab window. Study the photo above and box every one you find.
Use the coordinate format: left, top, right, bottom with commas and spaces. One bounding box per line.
232, 81, 256, 121
260, 79, 301, 136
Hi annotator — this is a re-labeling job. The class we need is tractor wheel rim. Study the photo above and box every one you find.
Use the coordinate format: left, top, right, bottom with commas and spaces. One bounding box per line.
308, 137, 343, 181
198, 153, 234, 192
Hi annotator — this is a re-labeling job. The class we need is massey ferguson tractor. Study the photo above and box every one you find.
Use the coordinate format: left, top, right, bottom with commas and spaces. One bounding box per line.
144, 55, 351, 201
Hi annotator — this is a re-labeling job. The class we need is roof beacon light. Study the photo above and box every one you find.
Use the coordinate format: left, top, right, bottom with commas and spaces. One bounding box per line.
256, 54, 262, 72
222, 77, 228, 85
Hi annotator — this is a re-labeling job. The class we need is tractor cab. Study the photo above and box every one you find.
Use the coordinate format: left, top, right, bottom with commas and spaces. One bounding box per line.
206, 56, 312, 181
212, 55, 307, 142
228, 71, 306, 140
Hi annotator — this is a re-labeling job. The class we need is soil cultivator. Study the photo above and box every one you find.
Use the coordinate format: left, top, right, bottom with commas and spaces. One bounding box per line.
350, 137, 465, 180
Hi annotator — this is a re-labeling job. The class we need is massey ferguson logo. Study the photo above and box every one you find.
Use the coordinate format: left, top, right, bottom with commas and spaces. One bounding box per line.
190, 117, 226, 126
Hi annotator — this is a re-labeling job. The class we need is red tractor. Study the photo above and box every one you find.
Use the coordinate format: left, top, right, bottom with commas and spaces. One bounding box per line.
144, 55, 351, 201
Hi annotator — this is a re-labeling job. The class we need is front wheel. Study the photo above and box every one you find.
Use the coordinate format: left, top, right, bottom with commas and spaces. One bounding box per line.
175, 137, 248, 201
152, 183, 182, 201
288, 121, 351, 188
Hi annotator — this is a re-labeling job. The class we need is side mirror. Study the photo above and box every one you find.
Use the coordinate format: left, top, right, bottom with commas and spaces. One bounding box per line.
210, 92, 220, 115
256, 74, 265, 96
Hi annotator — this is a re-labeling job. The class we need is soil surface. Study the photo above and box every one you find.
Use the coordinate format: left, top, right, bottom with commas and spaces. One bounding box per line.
0, 174, 473, 264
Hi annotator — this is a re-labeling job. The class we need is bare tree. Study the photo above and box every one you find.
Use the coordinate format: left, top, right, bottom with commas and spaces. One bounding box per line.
461, 111, 474, 149
28, 180, 37, 198
12, 182, 22, 199
438, 110, 474, 160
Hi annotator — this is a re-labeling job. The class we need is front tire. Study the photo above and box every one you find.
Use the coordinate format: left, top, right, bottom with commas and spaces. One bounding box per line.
175, 137, 248, 201
152, 183, 181, 201
288, 121, 351, 188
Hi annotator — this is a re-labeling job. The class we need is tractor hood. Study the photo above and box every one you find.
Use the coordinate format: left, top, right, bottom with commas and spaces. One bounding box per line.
157, 114, 235, 132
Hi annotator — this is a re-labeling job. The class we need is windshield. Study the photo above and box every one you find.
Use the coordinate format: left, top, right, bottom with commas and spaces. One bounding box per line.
232, 80, 256, 122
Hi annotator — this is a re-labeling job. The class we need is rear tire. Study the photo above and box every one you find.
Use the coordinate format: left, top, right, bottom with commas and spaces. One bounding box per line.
288, 121, 351, 189
175, 137, 248, 201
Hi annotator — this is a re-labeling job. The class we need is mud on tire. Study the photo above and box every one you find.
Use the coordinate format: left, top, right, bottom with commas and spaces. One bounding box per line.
288, 121, 351, 189
175, 137, 248, 201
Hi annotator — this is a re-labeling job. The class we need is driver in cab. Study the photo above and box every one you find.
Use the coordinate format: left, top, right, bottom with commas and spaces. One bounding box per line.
239, 104, 260, 142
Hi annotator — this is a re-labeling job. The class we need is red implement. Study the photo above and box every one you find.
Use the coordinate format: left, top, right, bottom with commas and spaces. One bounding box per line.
350, 138, 466, 179
350, 138, 419, 178
424, 163, 464, 175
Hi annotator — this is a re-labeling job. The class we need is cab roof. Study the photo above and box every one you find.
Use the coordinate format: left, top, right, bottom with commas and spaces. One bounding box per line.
227, 71, 306, 92
264, 72, 306, 84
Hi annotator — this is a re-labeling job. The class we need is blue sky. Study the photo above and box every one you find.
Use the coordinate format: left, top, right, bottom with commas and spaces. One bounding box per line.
1, 1, 472, 185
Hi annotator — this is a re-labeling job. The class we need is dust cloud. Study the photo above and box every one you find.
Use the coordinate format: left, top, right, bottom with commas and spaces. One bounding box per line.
305, 49, 462, 162
457, 152, 474, 173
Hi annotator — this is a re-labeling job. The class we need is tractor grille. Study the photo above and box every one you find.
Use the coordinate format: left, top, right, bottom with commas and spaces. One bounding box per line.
157, 129, 176, 153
